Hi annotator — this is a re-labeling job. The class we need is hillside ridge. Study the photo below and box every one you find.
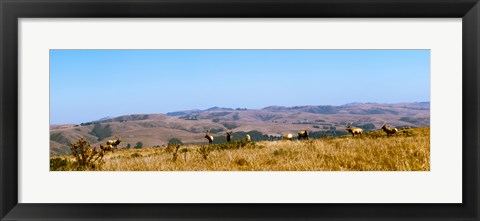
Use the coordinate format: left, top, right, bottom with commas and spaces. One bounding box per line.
50, 102, 430, 156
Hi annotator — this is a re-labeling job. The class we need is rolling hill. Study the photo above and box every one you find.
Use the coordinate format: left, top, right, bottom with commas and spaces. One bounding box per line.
50, 102, 430, 156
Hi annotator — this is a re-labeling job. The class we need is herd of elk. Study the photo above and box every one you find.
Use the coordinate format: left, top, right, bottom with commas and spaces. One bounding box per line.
94, 123, 400, 153
107, 122, 397, 150
204, 122, 398, 144
201, 123, 398, 143
205, 130, 251, 144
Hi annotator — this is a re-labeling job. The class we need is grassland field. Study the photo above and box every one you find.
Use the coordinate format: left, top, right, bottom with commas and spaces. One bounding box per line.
50, 127, 430, 171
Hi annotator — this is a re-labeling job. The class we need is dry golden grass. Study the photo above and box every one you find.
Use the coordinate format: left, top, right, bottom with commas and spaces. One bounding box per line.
52, 127, 429, 171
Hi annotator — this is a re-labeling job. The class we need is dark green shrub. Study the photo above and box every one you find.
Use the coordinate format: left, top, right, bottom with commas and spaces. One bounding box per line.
50, 132, 70, 144
222, 122, 238, 130
89, 123, 112, 141
51, 146, 72, 157
168, 138, 183, 145
360, 123, 376, 130
364, 130, 385, 138
232, 113, 240, 121
134, 142, 143, 149
50, 157, 70, 171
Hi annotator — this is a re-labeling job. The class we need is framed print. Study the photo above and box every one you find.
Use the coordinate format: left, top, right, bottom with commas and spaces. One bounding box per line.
1, 0, 479, 220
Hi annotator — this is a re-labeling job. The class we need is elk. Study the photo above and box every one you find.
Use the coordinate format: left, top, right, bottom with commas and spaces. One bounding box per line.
284, 133, 294, 141
298, 130, 309, 140
345, 123, 363, 138
205, 130, 214, 144
245, 134, 251, 143
382, 123, 398, 136
226, 131, 233, 142
99, 143, 113, 152
106, 135, 122, 150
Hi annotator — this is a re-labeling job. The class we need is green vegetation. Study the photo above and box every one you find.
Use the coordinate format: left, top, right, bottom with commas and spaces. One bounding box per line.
212, 130, 269, 143
256, 114, 277, 121
232, 113, 240, 121
51, 146, 71, 156
139, 122, 156, 128
209, 128, 224, 134
180, 116, 198, 120
134, 142, 143, 149
400, 117, 429, 125
168, 138, 183, 145
309, 130, 350, 139
50, 132, 69, 144
206, 112, 231, 118
360, 123, 376, 130
222, 122, 238, 130
211, 129, 354, 143
89, 123, 112, 141
50, 157, 70, 171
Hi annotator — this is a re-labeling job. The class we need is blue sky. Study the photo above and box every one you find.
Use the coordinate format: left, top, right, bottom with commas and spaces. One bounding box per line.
50, 50, 430, 124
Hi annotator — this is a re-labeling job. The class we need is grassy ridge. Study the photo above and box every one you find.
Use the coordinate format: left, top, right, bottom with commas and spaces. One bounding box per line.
51, 127, 429, 171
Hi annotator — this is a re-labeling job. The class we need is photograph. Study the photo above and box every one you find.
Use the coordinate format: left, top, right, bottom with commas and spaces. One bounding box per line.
49, 49, 430, 171
3, 0, 477, 219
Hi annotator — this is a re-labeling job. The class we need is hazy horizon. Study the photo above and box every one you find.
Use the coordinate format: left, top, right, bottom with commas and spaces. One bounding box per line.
50, 50, 430, 124
50, 101, 430, 125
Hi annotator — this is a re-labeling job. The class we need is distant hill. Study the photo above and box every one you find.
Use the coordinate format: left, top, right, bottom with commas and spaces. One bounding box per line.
50, 102, 430, 156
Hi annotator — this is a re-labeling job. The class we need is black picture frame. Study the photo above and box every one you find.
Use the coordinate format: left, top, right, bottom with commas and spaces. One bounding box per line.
1, 0, 479, 220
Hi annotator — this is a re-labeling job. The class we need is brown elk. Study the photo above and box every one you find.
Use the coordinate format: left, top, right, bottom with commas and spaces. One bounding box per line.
298, 130, 309, 140
106, 135, 122, 149
382, 123, 398, 136
284, 133, 294, 141
205, 130, 214, 144
345, 123, 363, 138
245, 134, 251, 143
226, 131, 233, 142
99, 143, 113, 152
